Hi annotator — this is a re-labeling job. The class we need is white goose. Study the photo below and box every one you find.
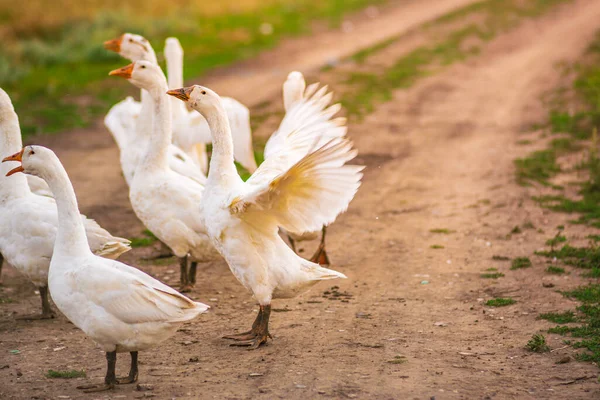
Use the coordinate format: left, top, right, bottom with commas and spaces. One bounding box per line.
110, 61, 220, 291
104, 33, 257, 176
0, 89, 131, 319
104, 34, 205, 186
2, 145, 208, 392
168, 84, 362, 348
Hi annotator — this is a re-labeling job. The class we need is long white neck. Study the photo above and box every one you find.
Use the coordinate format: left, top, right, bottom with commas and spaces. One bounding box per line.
42, 159, 91, 257
204, 103, 239, 183
137, 79, 171, 173
165, 39, 188, 123
136, 48, 159, 138
0, 105, 30, 201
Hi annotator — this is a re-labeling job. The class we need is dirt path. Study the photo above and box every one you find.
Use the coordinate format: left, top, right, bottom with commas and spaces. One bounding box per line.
2, 0, 600, 399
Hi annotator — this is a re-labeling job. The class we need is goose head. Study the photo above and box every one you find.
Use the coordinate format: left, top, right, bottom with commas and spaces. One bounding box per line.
166, 85, 222, 118
104, 33, 153, 62
109, 61, 166, 92
2, 145, 54, 179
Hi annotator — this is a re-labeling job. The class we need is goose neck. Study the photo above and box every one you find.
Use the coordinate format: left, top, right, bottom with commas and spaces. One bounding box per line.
0, 107, 30, 201
205, 106, 238, 182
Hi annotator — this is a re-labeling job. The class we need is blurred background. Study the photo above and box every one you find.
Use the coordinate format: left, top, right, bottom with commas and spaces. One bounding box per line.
0, 0, 383, 137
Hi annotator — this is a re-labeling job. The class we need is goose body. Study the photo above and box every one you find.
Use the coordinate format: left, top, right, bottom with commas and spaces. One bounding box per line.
0, 89, 130, 318
110, 61, 220, 291
168, 79, 362, 348
2, 144, 208, 391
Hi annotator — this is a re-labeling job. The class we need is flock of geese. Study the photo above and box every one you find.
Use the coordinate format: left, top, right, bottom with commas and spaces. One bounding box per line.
0, 33, 363, 392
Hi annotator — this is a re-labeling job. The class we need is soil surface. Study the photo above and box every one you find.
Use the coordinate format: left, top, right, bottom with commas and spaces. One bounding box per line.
2, 0, 600, 399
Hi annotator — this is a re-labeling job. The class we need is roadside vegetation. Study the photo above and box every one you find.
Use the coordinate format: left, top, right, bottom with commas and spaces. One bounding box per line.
0, 0, 385, 137
514, 27, 600, 370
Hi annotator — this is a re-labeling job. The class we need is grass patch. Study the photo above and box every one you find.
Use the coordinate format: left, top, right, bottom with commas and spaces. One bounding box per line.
511, 226, 522, 234
485, 267, 498, 271
2, 0, 386, 136
130, 229, 158, 248
546, 235, 567, 247
525, 334, 550, 353
511, 257, 532, 270
480, 272, 505, 279
338, 0, 574, 120
536, 244, 600, 277
539, 311, 577, 324
546, 266, 566, 275
544, 284, 600, 367
46, 369, 86, 379
485, 297, 516, 307
430, 244, 445, 249
0, 297, 15, 304
492, 255, 510, 261
429, 228, 455, 234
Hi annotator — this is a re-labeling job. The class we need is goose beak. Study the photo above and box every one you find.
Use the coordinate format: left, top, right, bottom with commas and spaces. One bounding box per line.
109, 63, 134, 79
104, 35, 123, 52
2, 148, 24, 177
167, 86, 193, 102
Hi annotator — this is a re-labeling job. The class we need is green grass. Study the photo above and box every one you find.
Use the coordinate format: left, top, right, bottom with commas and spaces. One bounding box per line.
486, 267, 498, 271
543, 284, 600, 367
546, 266, 566, 275
430, 244, 445, 249
525, 334, 550, 353
511, 257, 532, 270
480, 272, 505, 279
539, 311, 577, 324
536, 244, 600, 277
130, 229, 158, 248
546, 235, 567, 247
46, 369, 86, 379
429, 228, 455, 234
492, 255, 510, 261
485, 297, 516, 307
2, 0, 386, 136
338, 0, 574, 120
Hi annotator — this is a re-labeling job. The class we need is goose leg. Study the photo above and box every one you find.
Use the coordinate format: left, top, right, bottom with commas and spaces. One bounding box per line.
116, 351, 138, 384
16, 286, 56, 320
179, 255, 192, 293
229, 305, 272, 349
77, 350, 117, 392
188, 261, 198, 286
309, 226, 330, 266
223, 307, 263, 340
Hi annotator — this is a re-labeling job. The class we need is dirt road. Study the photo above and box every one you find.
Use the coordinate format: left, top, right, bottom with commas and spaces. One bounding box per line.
2, 0, 600, 399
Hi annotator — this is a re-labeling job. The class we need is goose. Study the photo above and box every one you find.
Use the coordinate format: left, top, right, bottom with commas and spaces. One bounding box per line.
0, 89, 131, 319
167, 83, 362, 348
109, 62, 220, 292
2, 145, 209, 392
103, 34, 205, 186
104, 33, 257, 175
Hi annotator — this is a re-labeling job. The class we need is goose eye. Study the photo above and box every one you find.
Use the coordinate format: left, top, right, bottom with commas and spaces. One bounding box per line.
141, 65, 146, 69
30, 149, 35, 155
129, 38, 134, 43
201, 90, 206, 95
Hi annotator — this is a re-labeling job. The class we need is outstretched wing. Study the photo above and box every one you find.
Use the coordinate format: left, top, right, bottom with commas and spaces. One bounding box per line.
229, 138, 363, 234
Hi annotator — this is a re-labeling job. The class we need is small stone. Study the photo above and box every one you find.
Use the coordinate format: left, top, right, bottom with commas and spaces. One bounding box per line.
295, 384, 306, 389
556, 356, 571, 364
421, 280, 429, 285
188, 356, 199, 363
249, 373, 264, 377
16, 369, 22, 377
136, 384, 154, 391
355, 312, 371, 319
53, 346, 65, 352
434, 322, 448, 327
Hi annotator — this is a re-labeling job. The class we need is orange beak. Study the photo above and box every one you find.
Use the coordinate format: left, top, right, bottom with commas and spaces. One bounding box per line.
109, 63, 134, 79
2, 148, 24, 177
166, 86, 193, 102
103, 35, 124, 53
